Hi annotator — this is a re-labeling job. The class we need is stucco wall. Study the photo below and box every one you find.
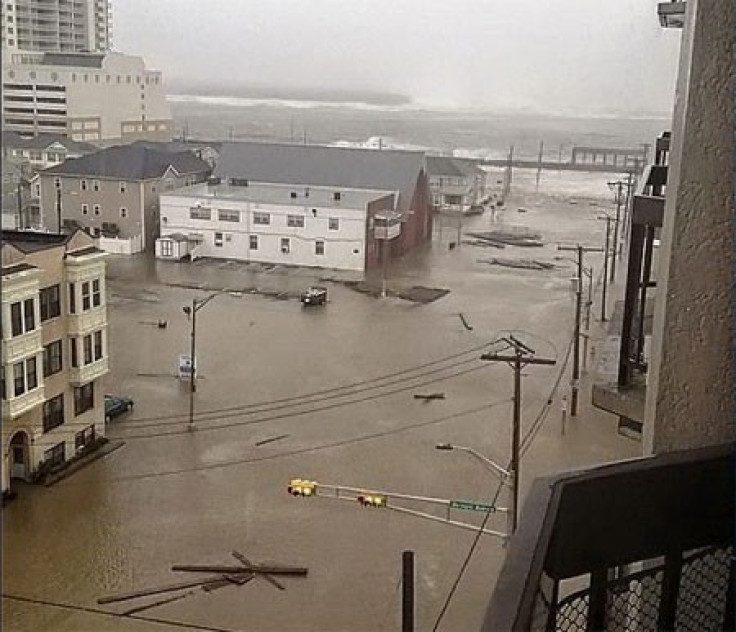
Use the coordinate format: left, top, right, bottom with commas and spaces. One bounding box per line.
642, 0, 734, 453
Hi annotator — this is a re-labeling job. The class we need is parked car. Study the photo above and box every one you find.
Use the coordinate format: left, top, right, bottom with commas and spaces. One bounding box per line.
301, 286, 328, 306
105, 394, 134, 421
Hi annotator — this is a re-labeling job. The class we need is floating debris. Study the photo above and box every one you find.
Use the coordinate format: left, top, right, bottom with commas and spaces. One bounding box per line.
477, 258, 556, 271
466, 230, 544, 248
414, 393, 446, 401
458, 313, 474, 330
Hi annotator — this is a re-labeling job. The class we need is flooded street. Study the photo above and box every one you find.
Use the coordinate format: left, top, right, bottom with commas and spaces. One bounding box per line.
3, 170, 639, 632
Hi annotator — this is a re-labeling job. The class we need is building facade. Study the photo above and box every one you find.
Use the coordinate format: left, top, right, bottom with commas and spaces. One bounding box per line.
426, 155, 487, 213
39, 144, 212, 252
156, 181, 396, 272
2, 51, 172, 142
1, 0, 112, 53
1, 229, 108, 495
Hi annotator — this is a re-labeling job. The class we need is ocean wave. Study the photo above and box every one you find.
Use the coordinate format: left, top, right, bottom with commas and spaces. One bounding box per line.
329, 136, 431, 152
167, 93, 426, 113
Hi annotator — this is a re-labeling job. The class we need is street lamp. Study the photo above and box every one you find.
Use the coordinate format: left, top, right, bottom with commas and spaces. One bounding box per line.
182, 291, 241, 431
435, 443, 511, 483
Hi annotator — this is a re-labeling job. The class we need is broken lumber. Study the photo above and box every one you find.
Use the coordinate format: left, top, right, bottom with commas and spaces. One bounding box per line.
98, 576, 226, 604
413, 393, 446, 401
232, 550, 285, 591
171, 564, 308, 576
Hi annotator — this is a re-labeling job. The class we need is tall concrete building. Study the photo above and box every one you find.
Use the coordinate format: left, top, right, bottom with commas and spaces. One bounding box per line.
1, 0, 112, 53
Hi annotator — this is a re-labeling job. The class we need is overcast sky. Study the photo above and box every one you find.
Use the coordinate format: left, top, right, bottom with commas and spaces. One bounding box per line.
114, 0, 681, 115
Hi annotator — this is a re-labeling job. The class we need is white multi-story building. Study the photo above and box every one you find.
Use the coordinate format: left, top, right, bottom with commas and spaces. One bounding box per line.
1, 229, 109, 495
2, 50, 173, 142
2, 0, 112, 53
156, 181, 398, 272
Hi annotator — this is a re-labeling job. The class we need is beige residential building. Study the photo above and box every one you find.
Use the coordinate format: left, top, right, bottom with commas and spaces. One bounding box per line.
2, 0, 112, 53
2, 229, 108, 495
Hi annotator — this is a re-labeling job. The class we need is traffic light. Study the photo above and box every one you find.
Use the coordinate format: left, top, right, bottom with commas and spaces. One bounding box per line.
287, 479, 316, 497
356, 494, 386, 508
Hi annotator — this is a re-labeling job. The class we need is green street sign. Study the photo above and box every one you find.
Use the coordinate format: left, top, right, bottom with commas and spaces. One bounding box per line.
449, 500, 496, 513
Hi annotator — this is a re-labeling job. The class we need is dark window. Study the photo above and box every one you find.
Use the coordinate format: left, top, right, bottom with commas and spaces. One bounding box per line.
40, 285, 61, 321
92, 279, 101, 307
43, 340, 63, 377
23, 298, 35, 332
329, 217, 339, 231
75, 424, 95, 451
70, 338, 78, 368
333, 192, 341, 201
1, 367, 5, 400
73, 382, 94, 416
26, 357, 37, 391
44, 442, 65, 467
81, 281, 90, 311
94, 331, 103, 360
83, 335, 93, 365
10, 302, 22, 336
13, 362, 24, 397
69, 283, 76, 313
249, 235, 258, 250
316, 241, 325, 255
43, 394, 65, 432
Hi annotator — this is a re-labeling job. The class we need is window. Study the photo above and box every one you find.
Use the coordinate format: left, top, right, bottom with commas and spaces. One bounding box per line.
75, 425, 95, 451
81, 282, 90, 311
329, 217, 340, 231
40, 285, 61, 321
160, 240, 173, 257
82, 203, 89, 215
94, 331, 103, 360
253, 212, 270, 225
93, 180, 100, 191
1, 367, 5, 401
70, 338, 78, 368
214, 232, 223, 247
26, 357, 37, 391
44, 442, 65, 467
333, 192, 341, 201
43, 340, 63, 377
13, 362, 24, 397
69, 283, 76, 314
43, 394, 64, 432
23, 298, 35, 332
83, 334, 93, 364
73, 382, 94, 416
92, 279, 101, 307
80, 179, 87, 191
93, 204, 101, 216
10, 302, 22, 336
287, 215, 305, 228
249, 235, 258, 250
218, 209, 239, 222
120, 181, 126, 193
281, 238, 290, 254
12, 357, 37, 397
316, 240, 325, 256
189, 206, 211, 220
120, 207, 127, 218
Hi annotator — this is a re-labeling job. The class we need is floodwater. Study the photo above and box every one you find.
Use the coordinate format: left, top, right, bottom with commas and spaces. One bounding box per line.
3, 169, 639, 632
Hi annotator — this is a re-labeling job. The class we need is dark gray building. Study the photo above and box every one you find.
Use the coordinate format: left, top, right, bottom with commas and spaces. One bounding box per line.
40, 144, 211, 252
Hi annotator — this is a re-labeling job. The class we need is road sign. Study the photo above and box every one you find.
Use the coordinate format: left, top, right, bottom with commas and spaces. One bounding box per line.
449, 500, 496, 513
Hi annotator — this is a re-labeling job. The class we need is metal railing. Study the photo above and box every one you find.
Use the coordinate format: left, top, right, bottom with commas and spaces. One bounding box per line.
482, 443, 734, 632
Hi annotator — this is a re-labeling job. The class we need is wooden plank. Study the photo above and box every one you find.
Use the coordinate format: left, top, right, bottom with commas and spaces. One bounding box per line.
231, 550, 285, 591
97, 576, 225, 604
121, 590, 194, 615
171, 564, 308, 576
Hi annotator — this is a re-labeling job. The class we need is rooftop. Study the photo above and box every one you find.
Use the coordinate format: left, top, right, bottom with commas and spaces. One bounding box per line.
1, 229, 72, 253
43, 145, 211, 180
164, 181, 395, 209
2, 130, 97, 154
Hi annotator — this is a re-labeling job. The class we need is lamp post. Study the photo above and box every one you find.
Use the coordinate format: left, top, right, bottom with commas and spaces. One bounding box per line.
435, 443, 511, 483
182, 292, 237, 431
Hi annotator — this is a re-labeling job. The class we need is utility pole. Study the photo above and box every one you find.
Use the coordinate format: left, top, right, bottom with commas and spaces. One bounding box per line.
607, 180, 624, 282
56, 187, 62, 233
16, 181, 23, 229
535, 140, 544, 190
480, 336, 555, 533
402, 551, 414, 632
599, 215, 612, 321
557, 244, 603, 416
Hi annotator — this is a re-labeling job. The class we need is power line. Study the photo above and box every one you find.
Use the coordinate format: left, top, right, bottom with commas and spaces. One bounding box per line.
98, 399, 512, 484
1, 593, 242, 632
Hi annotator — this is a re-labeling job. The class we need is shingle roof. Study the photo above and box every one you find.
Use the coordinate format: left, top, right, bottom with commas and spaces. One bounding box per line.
426, 155, 483, 178
43, 145, 212, 180
1, 229, 73, 252
213, 142, 426, 212
2, 131, 97, 154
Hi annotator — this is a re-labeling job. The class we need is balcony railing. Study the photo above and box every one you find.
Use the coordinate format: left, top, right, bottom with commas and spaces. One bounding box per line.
68, 357, 108, 386
482, 443, 734, 632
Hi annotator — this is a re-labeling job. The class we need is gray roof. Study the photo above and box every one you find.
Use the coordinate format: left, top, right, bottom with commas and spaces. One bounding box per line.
2, 130, 97, 154
213, 142, 426, 212
1, 229, 74, 252
426, 155, 484, 178
43, 145, 212, 180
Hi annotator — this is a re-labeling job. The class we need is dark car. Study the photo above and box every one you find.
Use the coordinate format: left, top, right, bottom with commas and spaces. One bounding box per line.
300, 286, 327, 306
105, 394, 134, 421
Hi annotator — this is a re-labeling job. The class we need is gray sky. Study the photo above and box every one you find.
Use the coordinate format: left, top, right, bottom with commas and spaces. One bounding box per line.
114, 0, 681, 115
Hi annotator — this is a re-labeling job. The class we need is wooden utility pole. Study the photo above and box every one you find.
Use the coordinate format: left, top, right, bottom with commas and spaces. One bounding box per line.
600, 215, 612, 322
56, 187, 62, 233
480, 337, 555, 532
557, 245, 603, 416
402, 551, 414, 632
607, 180, 625, 282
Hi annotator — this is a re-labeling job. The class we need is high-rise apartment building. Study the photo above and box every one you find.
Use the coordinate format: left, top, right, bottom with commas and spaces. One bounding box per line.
2, 0, 112, 53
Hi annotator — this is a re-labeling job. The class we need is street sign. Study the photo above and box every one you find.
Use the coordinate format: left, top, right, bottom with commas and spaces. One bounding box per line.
449, 500, 496, 513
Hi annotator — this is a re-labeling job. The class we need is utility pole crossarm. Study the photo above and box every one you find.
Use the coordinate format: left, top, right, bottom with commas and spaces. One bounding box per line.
480, 353, 556, 365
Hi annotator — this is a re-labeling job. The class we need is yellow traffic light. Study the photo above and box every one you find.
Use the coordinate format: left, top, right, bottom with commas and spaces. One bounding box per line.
357, 494, 386, 507
287, 479, 317, 497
